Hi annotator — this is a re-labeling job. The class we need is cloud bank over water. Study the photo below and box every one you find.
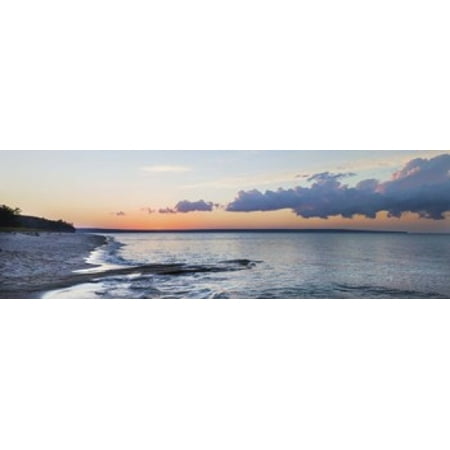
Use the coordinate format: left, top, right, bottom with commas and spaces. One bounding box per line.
226, 154, 450, 220
159, 199, 214, 214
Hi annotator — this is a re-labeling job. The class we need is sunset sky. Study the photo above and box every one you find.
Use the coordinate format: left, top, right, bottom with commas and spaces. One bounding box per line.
1, 150, 449, 232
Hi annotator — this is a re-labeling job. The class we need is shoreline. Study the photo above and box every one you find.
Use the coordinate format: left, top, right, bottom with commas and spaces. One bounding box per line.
0, 232, 107, 298
0, 232, 260, 299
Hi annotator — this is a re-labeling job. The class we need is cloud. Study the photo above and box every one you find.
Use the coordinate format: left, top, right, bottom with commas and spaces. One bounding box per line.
141, 165, 191, 173
175, 199, 214, 213
182, 171, 302, 190
158, 207, 177, 214
111, 211, 126, 216
159, 199, 215, 214
307, 171, 356, 182
140, 207, 155, 214
226, 154, 450, 220
326, 150, 450, 173
179, 152, 450, 191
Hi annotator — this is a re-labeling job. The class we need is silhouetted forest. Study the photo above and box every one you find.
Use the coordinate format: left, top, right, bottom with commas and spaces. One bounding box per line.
0, 204, 75, 232
0, 204, 21, 227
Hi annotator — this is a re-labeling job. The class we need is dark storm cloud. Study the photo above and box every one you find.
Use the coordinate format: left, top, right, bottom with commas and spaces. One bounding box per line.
226, 154, 450, 220
159, 199, 215, 214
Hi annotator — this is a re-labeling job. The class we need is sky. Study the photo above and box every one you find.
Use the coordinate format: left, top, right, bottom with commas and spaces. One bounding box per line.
1, 150, 449, 232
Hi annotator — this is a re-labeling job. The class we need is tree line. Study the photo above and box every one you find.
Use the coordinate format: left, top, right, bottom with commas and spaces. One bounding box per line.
0, 204, 75, 232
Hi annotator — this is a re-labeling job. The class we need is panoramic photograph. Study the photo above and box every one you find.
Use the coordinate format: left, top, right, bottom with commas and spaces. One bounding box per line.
1, 150, 449, 299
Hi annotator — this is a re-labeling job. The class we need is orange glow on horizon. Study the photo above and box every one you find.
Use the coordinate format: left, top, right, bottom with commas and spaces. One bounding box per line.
72, 209, 450, 233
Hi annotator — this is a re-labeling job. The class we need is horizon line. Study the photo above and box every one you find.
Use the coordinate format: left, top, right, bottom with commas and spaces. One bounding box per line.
76, 227, 422, 234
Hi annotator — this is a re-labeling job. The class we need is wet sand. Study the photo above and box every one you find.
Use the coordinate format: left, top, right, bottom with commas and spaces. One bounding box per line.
0, 232, 107, 298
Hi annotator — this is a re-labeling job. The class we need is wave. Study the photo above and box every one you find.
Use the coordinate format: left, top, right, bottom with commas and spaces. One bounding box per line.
98, 236, 130, 266
256, 283, 447, 299
41, 256, 263, 297
332, 283, 447, 299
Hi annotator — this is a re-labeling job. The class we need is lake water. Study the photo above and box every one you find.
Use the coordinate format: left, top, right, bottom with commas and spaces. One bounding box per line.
46, 232, 450, 299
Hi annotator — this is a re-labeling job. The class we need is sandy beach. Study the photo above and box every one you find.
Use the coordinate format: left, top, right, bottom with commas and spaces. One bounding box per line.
0, 232, 106, 298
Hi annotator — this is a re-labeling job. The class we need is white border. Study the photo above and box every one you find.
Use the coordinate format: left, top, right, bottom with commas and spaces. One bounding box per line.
1, 1, 449, 150
1, 299, 450, 449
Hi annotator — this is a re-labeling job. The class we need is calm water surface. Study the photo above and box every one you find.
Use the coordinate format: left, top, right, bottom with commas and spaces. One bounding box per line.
46, 232, 450, 298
